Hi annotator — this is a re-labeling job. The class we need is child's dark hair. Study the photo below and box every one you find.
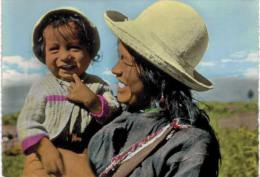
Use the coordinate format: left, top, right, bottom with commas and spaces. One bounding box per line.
123, 42, 221, 176
33, 9, 100, 63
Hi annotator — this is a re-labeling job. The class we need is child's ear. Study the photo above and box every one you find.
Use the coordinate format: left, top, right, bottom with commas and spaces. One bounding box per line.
33, 32, 46, 63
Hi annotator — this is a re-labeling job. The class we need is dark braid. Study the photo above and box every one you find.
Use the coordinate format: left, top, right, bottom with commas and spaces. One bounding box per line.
124, 43, 221, 175
124, 43, 206, 124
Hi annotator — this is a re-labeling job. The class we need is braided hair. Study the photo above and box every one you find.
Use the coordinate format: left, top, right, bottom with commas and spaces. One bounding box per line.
123, 43, 221, 175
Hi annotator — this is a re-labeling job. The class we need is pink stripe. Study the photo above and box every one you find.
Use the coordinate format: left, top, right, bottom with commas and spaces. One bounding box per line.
111, 128, 163, 162
21, 134, 47, 153
100, 118, 192, 177
45, 95, 67, 102
90, 95, 109, 121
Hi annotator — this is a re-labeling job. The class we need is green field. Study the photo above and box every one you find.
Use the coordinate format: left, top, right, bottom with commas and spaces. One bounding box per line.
2, 102, 258, 177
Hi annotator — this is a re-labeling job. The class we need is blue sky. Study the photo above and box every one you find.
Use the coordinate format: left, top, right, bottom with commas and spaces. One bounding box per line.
2, 0, 259, 88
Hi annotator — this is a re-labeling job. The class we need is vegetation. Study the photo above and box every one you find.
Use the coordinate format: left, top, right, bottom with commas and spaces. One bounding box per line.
2, 154, 24, 177
199, 101, 258, 177
2, 112, 19, 126
2, 102, 258, 177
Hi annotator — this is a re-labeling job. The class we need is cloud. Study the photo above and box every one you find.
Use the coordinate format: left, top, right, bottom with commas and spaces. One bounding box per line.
2, 55, 45, 87
200, 61, 215, 66
199, 50, 258, 78
3, 68, 43, 87
220, 51, 258, 63
221, 58, 241, 63
229, 51, 247, 58
102, 67, 113, 76
245, 52, 258, 62
3, 56, 43, 71
243, 67, 258, 79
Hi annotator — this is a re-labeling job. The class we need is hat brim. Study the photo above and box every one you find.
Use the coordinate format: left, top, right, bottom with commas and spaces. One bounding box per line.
104, 10, 213, 91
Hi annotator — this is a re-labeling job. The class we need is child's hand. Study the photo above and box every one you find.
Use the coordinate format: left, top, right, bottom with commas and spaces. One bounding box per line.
36, 137, 64, 175
67, 74, 101, 114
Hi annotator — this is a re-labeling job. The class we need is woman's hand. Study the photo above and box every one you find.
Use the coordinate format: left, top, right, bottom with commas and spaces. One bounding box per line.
67, 74, 101, 114
23, 153, 52, 177
36, 137, 64, 175
58, 148, 96, 177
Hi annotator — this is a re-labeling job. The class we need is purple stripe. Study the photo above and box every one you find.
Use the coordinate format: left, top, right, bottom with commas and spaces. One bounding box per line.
21, 134, 47, 153
90, 95, 109, 121
45, 95, 67, 102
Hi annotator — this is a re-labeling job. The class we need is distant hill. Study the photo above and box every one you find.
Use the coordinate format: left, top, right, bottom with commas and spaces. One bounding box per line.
2, 83, 31, 115
195, 77, 258, 102
2, 77, 258, 114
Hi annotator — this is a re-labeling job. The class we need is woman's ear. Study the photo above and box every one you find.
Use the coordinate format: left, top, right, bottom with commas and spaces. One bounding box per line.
133, 58, 142, 75
136, 64, 142, 75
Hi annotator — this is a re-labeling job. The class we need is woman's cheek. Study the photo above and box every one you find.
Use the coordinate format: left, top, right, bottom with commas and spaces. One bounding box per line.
117, 86, 132, 104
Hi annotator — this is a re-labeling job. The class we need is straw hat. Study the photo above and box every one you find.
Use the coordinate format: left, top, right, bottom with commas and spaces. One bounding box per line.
104, 0, 212, 91
33, 8, 100, 63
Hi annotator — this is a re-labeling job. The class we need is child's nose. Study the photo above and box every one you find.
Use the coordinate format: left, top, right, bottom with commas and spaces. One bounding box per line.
60, 50, 72, 61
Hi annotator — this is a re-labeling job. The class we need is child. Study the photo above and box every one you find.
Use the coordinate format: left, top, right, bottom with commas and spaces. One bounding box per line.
17, 8, 119, 176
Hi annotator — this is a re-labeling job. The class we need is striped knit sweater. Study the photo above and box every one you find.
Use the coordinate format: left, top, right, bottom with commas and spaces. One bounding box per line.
17, 72, 119, 152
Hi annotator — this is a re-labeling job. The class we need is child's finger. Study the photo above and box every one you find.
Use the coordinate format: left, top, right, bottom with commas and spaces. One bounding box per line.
68, 83, 75, 91
72, 74, 81, 84
66, 94, 72, 101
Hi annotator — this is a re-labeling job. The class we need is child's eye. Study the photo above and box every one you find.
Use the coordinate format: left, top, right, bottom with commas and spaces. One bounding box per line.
48, 47, 59, 53
69, 45, 81, 51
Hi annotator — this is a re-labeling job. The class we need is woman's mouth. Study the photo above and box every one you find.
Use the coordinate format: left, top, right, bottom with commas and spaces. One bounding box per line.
118, 81, 127, 88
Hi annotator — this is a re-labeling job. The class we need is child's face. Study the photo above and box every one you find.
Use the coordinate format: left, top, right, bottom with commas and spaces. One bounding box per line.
43, 22, 91, 82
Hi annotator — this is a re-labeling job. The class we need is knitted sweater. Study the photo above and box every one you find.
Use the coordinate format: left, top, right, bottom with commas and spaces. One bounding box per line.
17, 72, 119, 152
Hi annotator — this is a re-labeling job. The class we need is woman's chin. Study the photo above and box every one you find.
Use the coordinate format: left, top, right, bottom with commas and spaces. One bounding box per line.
117, 94, 141, 108
117, 88, 132, 104
117, 94, 131, 104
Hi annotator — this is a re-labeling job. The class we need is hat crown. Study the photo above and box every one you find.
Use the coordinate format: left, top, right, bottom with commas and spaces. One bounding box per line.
104, 0, 212, 91
134, 0, 208, 69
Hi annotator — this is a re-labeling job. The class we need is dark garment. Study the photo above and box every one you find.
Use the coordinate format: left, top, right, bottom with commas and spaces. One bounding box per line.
88, 111, 219, 177
53, 119, 102, 153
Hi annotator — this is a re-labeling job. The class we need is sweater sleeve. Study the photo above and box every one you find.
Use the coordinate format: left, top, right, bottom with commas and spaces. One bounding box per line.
97, 84, 120, 121
17, 80, 49, 152
84, 74, 120, 123
90, 95, 109, 123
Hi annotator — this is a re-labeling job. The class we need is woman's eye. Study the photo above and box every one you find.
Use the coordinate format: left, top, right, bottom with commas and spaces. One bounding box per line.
123, 57, 134, 66
118, 54, 133, 66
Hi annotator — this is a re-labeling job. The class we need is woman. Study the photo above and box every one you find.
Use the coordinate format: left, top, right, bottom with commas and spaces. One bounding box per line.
88, 1, 221, 177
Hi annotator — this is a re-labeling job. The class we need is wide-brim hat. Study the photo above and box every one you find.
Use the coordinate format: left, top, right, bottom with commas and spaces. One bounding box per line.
104, 0, 213, 91
33, 7, 100, 63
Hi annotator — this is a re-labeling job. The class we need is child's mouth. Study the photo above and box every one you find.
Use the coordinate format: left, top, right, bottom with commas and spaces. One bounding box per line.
60, 64, 76, 70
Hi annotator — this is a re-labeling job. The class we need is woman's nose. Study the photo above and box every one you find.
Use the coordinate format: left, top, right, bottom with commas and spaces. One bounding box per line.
112, 61, 122, 76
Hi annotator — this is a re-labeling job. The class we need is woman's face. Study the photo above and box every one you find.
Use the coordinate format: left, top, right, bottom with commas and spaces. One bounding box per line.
112, 42, 144, 106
